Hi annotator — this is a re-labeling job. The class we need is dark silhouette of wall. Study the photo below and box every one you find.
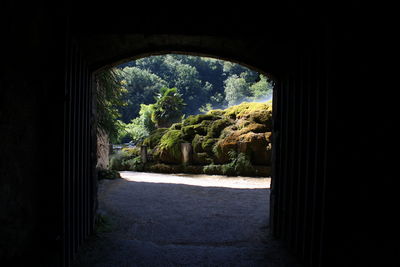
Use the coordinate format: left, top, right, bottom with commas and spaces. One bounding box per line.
1, 1, 396, 267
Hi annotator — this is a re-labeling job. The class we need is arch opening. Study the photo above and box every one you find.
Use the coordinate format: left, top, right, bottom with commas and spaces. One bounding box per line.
74, 53, 289, 266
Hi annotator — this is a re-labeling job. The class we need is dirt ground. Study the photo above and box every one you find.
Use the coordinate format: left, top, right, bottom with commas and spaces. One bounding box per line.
73, 172, 302, 267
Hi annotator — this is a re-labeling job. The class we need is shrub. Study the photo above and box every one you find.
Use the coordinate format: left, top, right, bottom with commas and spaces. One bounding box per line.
97, 169, 121, 180
121, 147, 140, 157
109, 150, 131, 170
146, 163, 183, 173
123, 156, 144, 171
233, 152, 254, 176
193, 152, 213, 165
211, 151, 254, 176
203, 164, 224, 175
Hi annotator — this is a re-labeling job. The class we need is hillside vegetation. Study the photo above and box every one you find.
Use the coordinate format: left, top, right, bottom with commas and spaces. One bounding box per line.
110, 101, 273, 177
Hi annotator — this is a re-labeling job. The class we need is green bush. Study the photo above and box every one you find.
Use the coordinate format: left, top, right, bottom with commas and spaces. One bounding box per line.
223, 151, 254, 176
109, 150, 131, 170
97, 169, 121, 180
123, 156, 144, 171
203, 164, 224, 175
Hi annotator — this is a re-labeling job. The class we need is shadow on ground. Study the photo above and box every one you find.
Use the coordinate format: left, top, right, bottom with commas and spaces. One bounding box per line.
73, 173, 302, 267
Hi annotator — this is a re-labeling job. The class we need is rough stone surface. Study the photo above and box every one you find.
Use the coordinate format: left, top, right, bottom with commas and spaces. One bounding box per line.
97, 129, 110, 169
73, 172, 302, 267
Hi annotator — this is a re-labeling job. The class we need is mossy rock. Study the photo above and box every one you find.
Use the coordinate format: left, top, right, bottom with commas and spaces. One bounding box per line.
169, 123, 182, 130
236, 119, 252, 130
182, 120, 211, 140
249, 109, 272, 128
213, 136, 238, 164
192, 134, 205, 153
143, 128, 168, 149
181, 125, 196, 140
224, 101, 272, 123
207, 118, 233, 138
238, 132, 270, 165
201, 137, 219, 154
182, 114, 218, 126
238, 122, 268, 135
207, 109, 226, 117
193, 152, 213, 165
156, 130, 184, 164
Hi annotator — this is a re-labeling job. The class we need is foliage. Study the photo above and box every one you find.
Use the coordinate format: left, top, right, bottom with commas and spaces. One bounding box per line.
124, 156, 144, 171
116, 54, 273, 120
109, 150, 130, 171
116, 67, 167, 123
123, 104, 156, 144
96, 68, 127, 143
151, 87, 185, 128
223, 151, 254, 176
97, 169, 121, 180
224, 74, 251, 106
250, 74, 273, 100
203, 164, 223, 175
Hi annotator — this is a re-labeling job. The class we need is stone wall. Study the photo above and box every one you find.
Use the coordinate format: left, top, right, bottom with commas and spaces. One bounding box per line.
96, 129, 110, 170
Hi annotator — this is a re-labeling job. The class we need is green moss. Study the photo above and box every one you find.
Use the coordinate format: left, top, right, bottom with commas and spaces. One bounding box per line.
182, 120, 212, 140
239, 123, 268, 134
224, 101, 272, 121
207, 109, 226, 117
143, 128, 168, 148
181, 125, 196, 139
192, 134, 205, 153
207, 118, 233, 138
158, 130, 184, 163
182, 114, 218, 126
169, 123, 182, 130
201, 137, 219, 153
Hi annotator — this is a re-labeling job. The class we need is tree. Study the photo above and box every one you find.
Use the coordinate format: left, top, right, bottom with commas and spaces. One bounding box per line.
117, 67, 168, 123
96, 68, 127, 143
250, 74, 273, 100
151, 87, 185, 128
224, 74, 251, 106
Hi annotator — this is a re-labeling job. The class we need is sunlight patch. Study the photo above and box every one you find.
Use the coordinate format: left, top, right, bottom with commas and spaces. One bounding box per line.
119, 171, 270, 189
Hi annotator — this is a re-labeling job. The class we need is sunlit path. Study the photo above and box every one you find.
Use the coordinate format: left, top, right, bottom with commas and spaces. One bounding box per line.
119, 171, 271, 189
73, 172, 301, 267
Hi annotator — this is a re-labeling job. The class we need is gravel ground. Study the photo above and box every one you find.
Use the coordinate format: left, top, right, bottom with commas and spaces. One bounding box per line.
73, 172, 302, 267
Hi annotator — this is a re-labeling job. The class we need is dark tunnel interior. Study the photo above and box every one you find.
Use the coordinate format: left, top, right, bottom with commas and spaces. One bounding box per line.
1, 1, 397, 267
